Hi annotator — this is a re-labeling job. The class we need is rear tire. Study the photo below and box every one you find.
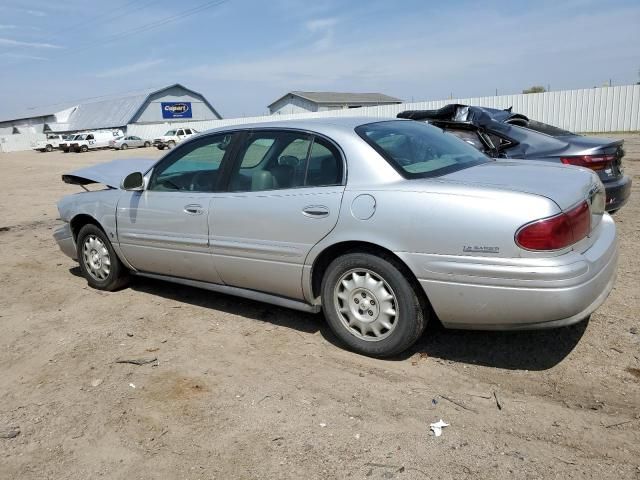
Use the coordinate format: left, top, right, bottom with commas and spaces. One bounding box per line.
77, 224, 129, 291
157, 145, 165, 150
321, 252, 427, 357
45, 144, 53, 152
144, 141, 151, 147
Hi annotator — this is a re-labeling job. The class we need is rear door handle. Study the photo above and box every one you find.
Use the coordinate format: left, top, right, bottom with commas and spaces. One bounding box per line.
302, 205, 330, 218
184, 204, 204, 215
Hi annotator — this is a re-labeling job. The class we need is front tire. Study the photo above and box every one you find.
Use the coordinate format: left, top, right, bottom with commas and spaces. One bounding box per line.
45, 144, 53, 152
321, 252, 427, 357
80, 145, 88, 153
77, 224, 129, 291
167, 140, 175, 149
144, 141, 151, 147
121, 143, 128, 150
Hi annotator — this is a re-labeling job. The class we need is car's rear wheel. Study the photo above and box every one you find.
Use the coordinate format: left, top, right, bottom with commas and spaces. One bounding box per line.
144, 141, 151, 147
77, 224, 129, 291
321, 252, 427, 357
45, 144, 53, 152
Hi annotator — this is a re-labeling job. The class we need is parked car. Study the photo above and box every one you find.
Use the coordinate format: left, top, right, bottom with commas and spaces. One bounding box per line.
54, 118, 617, 357
397, 105, 631, 212
71, 130, 123, 153
153, 127, 198, 150
32, 134, 72, 152
109, 135, 151, 150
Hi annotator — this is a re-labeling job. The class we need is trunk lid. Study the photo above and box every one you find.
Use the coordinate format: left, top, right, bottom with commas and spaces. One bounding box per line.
442, 160, 603, 212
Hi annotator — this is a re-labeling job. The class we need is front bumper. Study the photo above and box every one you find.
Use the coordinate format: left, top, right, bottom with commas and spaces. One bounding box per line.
53, 223, 77, 260
398, 214, 618, 330
603, 175, 631, 212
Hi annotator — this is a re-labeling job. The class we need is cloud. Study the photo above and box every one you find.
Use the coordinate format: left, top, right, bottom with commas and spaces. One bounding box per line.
0, 37, 61, 48
25, 9, 46, 17
0, 52, 48, 61
304, 16, 339, 50
0, 24, 17, 29
94, 59, 165, 78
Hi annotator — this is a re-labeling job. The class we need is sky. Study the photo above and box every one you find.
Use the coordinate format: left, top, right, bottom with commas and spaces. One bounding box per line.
0, 0, 639, 119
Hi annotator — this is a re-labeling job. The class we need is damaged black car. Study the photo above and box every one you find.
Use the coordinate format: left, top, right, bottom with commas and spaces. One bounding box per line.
397, 104, 631, 212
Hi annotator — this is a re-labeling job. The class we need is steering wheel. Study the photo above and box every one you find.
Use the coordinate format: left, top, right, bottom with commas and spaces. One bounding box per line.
189, 171, 210, 191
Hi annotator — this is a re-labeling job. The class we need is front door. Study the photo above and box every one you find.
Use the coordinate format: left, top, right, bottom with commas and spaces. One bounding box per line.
117, 132, 238, 283
210, 130, 346, 300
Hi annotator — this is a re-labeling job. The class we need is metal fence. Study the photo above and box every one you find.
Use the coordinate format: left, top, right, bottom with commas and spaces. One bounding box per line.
128, 84, 640, 140
2, 84, 639, 153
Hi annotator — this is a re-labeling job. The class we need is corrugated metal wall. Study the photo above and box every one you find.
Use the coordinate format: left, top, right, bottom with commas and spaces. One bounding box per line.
128, 84, 640, 140
2, 84, 639, 153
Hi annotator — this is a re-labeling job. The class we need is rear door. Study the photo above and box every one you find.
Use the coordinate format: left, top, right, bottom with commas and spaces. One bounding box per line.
209, 129, 346, 300
116, 132, 238, 282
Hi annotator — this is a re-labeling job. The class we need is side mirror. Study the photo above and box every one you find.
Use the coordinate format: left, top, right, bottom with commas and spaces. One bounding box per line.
121, 172, 144, 191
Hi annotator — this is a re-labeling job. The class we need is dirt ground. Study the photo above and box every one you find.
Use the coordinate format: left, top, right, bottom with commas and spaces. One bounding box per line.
1, 136, 639, 480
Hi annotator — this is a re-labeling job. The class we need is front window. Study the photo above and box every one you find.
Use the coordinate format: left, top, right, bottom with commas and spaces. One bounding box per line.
165, 130, 176, 136
356, 120, 490, 178
149, 133, 236, 192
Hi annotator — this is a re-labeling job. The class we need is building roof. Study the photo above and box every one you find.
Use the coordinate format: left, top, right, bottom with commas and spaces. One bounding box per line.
0, 83, 222, 131
268, 91, 403, 109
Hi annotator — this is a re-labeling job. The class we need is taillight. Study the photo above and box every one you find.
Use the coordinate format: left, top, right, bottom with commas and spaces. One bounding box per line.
560, 154, 615, 171
516, 201, 590, 251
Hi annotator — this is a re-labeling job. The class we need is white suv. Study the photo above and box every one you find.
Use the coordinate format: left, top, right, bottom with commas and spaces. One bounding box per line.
32, 134, 71, 152
153, 127, 198, 150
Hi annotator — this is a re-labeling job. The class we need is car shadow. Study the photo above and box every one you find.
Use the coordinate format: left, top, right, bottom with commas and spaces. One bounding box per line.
400, 318, 589, 371
77, 271, 588, 371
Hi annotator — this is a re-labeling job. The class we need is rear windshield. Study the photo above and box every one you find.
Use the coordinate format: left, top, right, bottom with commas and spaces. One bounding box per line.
520, 119, 574, 137
356, 120, 490, 178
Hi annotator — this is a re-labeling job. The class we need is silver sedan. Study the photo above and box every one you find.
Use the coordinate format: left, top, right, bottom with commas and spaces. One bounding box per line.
54, 118, 618, 357
109, 135, 151, 150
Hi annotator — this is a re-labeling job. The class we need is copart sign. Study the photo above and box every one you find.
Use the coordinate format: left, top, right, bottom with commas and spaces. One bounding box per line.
161, 102, 193, 119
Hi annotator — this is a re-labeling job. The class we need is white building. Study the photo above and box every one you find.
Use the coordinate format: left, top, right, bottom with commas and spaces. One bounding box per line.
268, 91, 402, 115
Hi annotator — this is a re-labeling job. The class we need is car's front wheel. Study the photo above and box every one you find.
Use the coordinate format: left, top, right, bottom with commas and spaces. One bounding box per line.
321, 252, 427, 357
45, 144, 53, 152
144, 141, 151, 147
77, 224, 129, 291
167, 140, 175, 149
121, 143, 128, 150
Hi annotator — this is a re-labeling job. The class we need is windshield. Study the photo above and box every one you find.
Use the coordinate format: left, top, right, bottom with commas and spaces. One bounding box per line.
165, 130, 176, 136
520, 119, 574, 137
75, 134, 87, 140
356, 120, 490, 178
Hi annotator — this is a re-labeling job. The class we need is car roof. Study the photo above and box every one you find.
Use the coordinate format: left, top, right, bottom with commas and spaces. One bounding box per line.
200, 116, 406, 137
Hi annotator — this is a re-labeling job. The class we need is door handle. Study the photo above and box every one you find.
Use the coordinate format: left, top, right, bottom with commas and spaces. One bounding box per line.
183, 204, 204, 215
302, 205, 330, 218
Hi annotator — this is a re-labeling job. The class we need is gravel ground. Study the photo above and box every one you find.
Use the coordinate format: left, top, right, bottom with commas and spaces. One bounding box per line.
0, 136, 639, 480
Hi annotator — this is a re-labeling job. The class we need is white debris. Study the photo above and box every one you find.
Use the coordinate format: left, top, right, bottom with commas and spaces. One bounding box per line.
129, 383, 136, 389
354, 433, 360, 439
319, 423, 327, 428
430, 419, 449, 437
90, 379, 102, 387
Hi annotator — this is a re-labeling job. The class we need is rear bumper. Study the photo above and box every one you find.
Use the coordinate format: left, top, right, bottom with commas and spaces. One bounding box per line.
53, 223, 77, 260
397, 214, 618, 330
603, 175, 631, 212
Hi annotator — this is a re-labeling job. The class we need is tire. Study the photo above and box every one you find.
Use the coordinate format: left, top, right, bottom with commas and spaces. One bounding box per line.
76, 224, 129, 291
321, 252, 427, 357
144, 141, 151, 147
121, 143, 128, 150
81, 145, 88, 153
167, 140, 175, 149
45, 144, 53, 152
157, 145, 165, 150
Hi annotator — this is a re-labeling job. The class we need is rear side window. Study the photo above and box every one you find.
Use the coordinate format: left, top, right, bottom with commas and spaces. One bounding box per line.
520, 119, 573, 137
228, 131, 343, 192
356, 120, 490, 178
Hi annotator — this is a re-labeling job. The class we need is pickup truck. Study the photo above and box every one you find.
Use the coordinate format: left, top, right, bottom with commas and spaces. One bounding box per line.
32, 134, 71, 152
153, 127, 198, 150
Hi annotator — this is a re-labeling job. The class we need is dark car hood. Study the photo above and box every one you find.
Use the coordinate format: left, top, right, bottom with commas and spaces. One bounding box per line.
62, 158, 156, 188
397, 104, 529, 131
